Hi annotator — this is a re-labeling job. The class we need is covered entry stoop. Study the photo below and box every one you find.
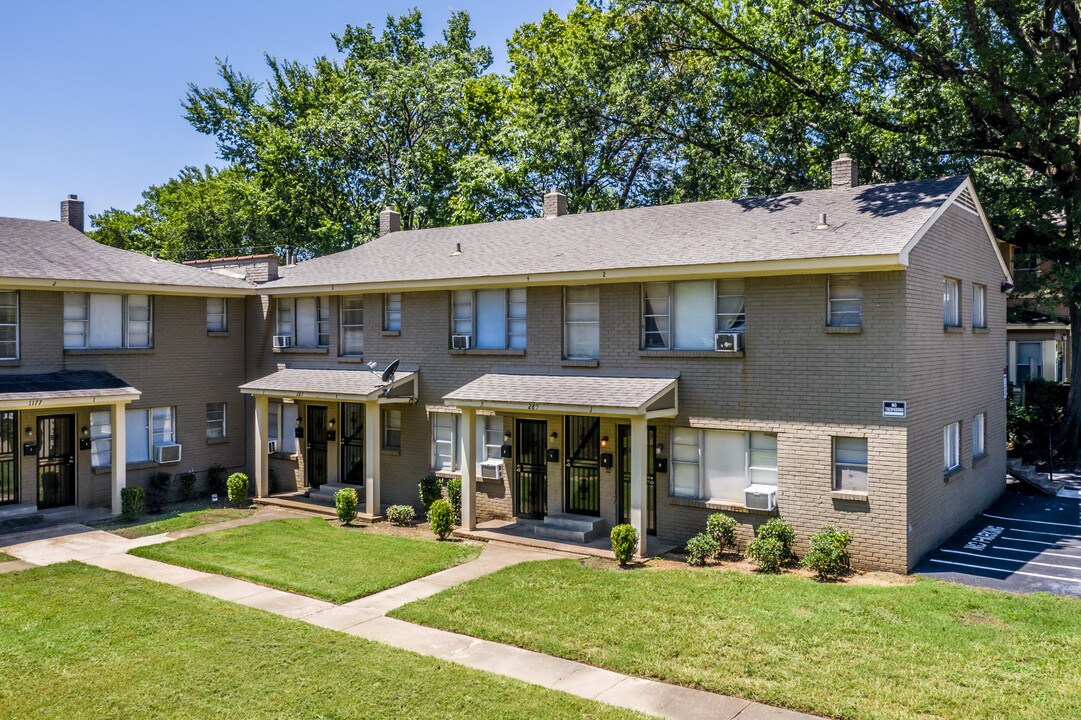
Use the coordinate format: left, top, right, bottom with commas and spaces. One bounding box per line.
534, 513, 607, 543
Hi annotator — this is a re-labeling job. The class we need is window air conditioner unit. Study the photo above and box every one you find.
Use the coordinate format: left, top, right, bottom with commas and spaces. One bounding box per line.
715, 332, 743, 352
273, 334, 293, 349
451, 334, 472, 350
480, 459, 503, 480
267, 440, 277, 454
154, 443, 183, 464
744, 484, 776, 511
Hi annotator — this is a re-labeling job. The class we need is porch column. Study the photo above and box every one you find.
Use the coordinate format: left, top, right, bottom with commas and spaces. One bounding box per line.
365, 401, 381, 516
459, 407, 477, 530
629, 414, 649, 557
253, 395, 270, 498
110, 401, 127, 515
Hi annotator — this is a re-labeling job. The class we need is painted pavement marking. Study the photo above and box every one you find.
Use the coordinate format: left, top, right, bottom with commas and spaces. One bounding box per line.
982, 513, 1081, 530
929, 558, 1081, 584
941, 548, 1081, 573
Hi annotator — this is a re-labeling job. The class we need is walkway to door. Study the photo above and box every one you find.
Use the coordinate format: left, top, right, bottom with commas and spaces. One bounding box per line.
455, 518, 677, 559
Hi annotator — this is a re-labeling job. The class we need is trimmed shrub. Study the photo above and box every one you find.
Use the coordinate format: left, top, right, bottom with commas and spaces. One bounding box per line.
145, 472, 172, 514
756, 517, 796, 561
335, 487, 359, 525
686, 533, 718, 567
447, 477, 463, 523
706, 513, 738, 555
747, 535, 786, 573
176, 471, 198, 501
226, 472, 250, 507
386, 504, 416, 526
610, 524, 638, 566
206, 464, 227, 497
801, 525, 854, 580
428, 499, 455, 540
418, 474, 441, 510
120, 486, 144, 520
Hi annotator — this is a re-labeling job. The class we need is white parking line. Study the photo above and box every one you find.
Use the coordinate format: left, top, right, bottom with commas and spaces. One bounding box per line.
983, 513, 1081, 530
1000, 526, 1081, 540
992, 545, 1081, 561
941, 549, 1081, 573
929, 558, 1081, 584
1001, 536, 1081, 549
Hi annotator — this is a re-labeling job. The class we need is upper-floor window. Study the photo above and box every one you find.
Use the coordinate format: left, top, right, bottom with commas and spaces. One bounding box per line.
0, 291, 17, 360
384, 293, 402, 332
340, 296, 364, 357
972, 284, 986, 329
833, 437, 868, 493
972, 413, 986, 458
943, 278, 961, 328
944, 421, 961, 473
207, 297, 227, 332
643, 279, 744, 351
670, 428, 776, 503
828, 274, 862, 327
1013, 253, 1038, 274
276, 296, 329, 348
564, 285, 600, 360
64, 292, 152, 349
451, 288, 526, 350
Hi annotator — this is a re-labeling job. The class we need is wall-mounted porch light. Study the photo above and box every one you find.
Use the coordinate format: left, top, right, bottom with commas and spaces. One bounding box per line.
549, 431, 558, 443
600, 435, 609, 448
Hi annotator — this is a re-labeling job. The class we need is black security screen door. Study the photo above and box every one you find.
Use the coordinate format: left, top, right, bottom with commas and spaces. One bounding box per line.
306, 405, 328, 489
514, 419, 547, 519
564, 416, 600, 516
37, 415, 75, 509
0, 411, 17, 505
618, 424, 657, 535
340, 403, 364, 486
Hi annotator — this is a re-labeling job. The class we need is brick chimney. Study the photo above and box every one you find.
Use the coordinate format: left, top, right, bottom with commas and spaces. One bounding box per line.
61, 194, 84, 233
379, 207, 401, 236
543, 188, 567, 218
831, 153, 858, 189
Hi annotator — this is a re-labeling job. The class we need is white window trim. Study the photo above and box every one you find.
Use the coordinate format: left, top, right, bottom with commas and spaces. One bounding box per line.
339, 295, 365, 357
668, 428, 777, 502
432, 413, 459, 471
90, 409, 112, 468
972, 413, 986, 458
126, 406, 176, 465
449, 288, 527, 350
0, 290, 18, 360
383, 409, 402, 452
563, 286, 600, 360
642, 280, 745, 351
972, 284, 986, 329
206, 402, 227, 440
482, 415, 504, 461
943, 278, 961, 328
944, 422, 961, 473
384, 293, 402, 332
827, 274, 862, 328
833, 436, 869, 492
63, 292, 153, 350
207, 297, 227, 333
276, 296, 331, 348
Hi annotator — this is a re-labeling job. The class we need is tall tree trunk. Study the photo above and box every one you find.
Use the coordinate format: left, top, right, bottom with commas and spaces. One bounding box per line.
1056, 298, 1081, 457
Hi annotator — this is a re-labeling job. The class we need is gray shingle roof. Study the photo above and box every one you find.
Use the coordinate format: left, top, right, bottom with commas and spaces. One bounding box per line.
0, 217, 251, 292
444, 373, 678, 413
0, 370, 140, 402
264, 176, 967, 290
239, 367, 417, 400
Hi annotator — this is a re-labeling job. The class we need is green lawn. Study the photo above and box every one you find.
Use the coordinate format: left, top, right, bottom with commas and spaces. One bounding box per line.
0, 551, 14, 562
93, 505, 255, 538
0, 563, 638, 720
131, 518, 481, 603
392, 559, 1081, 720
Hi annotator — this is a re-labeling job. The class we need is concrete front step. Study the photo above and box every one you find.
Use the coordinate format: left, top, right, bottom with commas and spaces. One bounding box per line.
309, 483, 363, 501
534, 513, 607, 543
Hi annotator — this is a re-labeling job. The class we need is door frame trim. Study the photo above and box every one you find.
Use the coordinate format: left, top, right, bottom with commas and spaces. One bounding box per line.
36, 413, 77, 509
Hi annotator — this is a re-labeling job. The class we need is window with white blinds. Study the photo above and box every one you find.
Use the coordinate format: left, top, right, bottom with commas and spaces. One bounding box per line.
828, 274, 862, 327
340, 296, 364, 356
384, 293, 402, 331
0, 291, 17, 360
670, 428, 778, 503
643, 280, 745, 350
124, 406, 175, 464
432, 413, 459, 471
450, 289, 526, 349
63, 292, 152, 349
207, 297, 227, 332
276, 297, 330, 348
564, 285, 600, 360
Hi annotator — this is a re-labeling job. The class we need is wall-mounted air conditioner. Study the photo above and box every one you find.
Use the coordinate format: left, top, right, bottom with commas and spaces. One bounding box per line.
480, 459, 503, 480
154, 443, 183, 464
715, 332, 743, 352
451, 334, 472, 350
744, 484, 776, 511
268, 440, 277, 454
273, 335, 293, 349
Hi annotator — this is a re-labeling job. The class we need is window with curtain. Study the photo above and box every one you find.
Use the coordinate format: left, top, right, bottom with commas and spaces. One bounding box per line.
972, 413, 986, 457
279, 403, 298, 454
833, 437, 868, 492
206, 403, 226, 440
277, 297, 330, 348
206, 297, 227, 332
828, 274, 862, 327
432, 413, 458, 471
384, 293, 402, 331
943, 278, 961, 327
64, 292, 153, 349
564, 285, 600, 360
670, 428, 778, 502
643, 280, 745, 350
944, 422, 960, 472
90, 410, 111, 468
123, 406, 174, 464
340, 296, 364, 356
0, 291, 17, 360
384, 409, 402, 451
972, 284, 986, 329
450, 289, 526, 349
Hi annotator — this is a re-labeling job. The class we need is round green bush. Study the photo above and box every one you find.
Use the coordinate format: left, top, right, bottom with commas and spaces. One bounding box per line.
145, 472, 172, 514
747, 535, 786, 573
756, 517, 796, 560
335, 487, 359, 525
706, 513, 738, 555
418, 474, 441, 509
610, 524, 639, 566
428, 499, 455, 540
226, 472, 250, 507
120, 486, 144, 520
800, 525, 853, 580
386, 504, 416, 526
685, 532, 718, 566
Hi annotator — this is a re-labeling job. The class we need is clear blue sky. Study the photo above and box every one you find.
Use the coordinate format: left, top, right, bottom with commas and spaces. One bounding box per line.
0, 1, 575, 223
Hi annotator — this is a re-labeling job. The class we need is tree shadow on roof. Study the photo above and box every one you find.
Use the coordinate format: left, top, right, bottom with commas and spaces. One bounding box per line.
852, 177, 964, 217
732, 193, 804, 213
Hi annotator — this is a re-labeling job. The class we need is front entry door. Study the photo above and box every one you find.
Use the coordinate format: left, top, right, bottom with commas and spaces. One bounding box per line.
0, 411, 18, 505
564, 416, 601, 516
37, 415, 75, 509
340, 403, 364, 486
617, 424, 656, 535
306, 405, 328, 489
514, 419, 547, 519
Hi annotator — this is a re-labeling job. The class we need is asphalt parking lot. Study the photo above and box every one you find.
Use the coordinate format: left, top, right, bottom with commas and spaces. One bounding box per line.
916, 490, 1081, 597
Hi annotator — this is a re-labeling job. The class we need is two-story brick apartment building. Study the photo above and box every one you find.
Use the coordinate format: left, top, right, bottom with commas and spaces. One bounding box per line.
1, 157, 1010, 572
236, 157, 1011, 572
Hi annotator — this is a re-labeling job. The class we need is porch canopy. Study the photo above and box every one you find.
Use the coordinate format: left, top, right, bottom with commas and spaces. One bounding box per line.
442, 371, 678, 418
0, 370, 140, 410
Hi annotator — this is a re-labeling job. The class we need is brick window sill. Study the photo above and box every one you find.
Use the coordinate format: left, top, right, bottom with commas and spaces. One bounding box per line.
91, 460, 168, 476
944, 326, 964, 334
65, 348, 154, 356
270, 452, 299, 461
206, 437, 229, 446
640, 350, 744, 359
273, 347, 329, 354
207, 331, 230, 338
561, 359, 599, 368
0, 359, 21, 367
831, 490, 868, 502
825, 326, 862, 334
449, 348, 525, 356
382, 330, 401, 337
667, 495, 773, 514
338, 356, 366, 364
434, 470, 461, 480
944, 465, 963, 480
973, 327, 989, 334
381, 448, 401, 456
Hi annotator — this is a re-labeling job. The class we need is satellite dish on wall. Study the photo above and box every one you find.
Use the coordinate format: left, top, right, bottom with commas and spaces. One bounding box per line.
381, 359, 401, 384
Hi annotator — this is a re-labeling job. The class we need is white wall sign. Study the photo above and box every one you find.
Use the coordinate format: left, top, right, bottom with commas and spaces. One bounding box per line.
882, 400, 906, 418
